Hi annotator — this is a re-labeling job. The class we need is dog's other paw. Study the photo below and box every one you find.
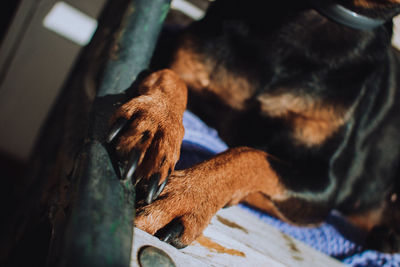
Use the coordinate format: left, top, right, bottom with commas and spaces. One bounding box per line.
365, 226, 400, 253
135, 169, 224, 248
107, 70, 186, 204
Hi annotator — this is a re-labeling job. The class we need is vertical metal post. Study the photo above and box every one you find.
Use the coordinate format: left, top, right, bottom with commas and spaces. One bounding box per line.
62, 0, 171, 266
98, 0, 171, 97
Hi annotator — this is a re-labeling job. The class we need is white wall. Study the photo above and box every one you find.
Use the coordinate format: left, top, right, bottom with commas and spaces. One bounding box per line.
0, 0, 106, 161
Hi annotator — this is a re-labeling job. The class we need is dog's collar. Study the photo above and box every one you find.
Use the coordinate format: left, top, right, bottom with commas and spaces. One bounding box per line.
312, 3, 385, 30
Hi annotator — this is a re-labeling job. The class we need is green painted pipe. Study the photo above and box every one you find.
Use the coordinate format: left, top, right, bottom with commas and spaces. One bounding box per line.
62, 1, 171, 266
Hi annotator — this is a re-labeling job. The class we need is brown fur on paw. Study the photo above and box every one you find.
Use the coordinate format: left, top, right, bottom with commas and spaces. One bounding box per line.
135, 169, 224, 247
108, 70, 187, 202
135, 147, 283, 247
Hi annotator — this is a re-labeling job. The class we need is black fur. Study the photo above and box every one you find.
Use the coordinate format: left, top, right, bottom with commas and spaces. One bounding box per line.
154, 0, 400, 251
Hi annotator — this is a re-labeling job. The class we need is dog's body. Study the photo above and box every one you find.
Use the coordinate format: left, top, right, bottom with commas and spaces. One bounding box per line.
109, 0, 400, 252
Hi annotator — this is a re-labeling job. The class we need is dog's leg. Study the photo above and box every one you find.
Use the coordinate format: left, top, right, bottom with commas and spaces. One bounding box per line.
108, 69, 187, 204
109, 35, 336, 248
241, 192, 285, 219
346, 192, 400, 253
135, 147, 334, 248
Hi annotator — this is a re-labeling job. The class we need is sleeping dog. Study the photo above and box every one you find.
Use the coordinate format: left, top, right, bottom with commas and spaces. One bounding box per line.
107, 0, 400, 252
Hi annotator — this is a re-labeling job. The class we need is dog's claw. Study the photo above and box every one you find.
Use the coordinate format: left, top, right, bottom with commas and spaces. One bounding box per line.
123, 150, 140, 181
155, 177, 168, 199
107, 118, 128, 143
156, 219, 184, 246
146, 173, 161, 204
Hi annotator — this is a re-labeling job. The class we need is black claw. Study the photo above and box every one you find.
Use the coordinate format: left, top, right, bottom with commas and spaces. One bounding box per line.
156, 219, 184, 245
133, 175, 143, 186
154, 177, 168, 200
122, 150, 140, 181
146, 173, 161, 204
107, 118, 128, 143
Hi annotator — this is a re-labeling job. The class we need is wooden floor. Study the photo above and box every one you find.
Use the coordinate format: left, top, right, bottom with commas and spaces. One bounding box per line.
131, 206, 343, 266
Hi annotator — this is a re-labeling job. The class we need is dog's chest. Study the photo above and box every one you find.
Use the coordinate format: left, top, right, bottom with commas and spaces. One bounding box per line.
256, 91, 348, 147
171, 38, 350, 147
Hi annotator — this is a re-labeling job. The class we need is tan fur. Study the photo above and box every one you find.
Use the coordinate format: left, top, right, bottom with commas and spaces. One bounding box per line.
346, 197, 400, 232
346, 207, 384, 231
170, 39, 211, 90
242, 192, 286, 219
257, 93, 349, 146
135, 147, 287, 244
111, 70, 187, 183
171, 36, 256, 110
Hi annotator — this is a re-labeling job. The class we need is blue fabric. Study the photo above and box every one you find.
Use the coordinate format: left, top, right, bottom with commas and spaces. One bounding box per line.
177, 110, 400, 267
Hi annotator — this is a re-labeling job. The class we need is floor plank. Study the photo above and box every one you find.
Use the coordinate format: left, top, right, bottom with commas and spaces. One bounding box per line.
131, 206, 343, 266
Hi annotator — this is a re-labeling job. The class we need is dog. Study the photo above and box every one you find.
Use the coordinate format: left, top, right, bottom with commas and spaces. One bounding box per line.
107, 0, 400, 252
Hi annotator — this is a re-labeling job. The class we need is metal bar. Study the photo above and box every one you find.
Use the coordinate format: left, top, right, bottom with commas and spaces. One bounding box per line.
62, 1, 171, 266
98, 0, 171, 96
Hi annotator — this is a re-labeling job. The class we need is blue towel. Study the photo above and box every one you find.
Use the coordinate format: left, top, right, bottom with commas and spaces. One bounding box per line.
176, 110, 400, 267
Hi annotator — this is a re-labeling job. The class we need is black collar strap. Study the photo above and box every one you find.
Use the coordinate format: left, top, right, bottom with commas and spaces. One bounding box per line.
313, 3, 386, 30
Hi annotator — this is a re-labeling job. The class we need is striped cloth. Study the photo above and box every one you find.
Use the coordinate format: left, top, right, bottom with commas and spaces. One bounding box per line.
176, 110, 400, 267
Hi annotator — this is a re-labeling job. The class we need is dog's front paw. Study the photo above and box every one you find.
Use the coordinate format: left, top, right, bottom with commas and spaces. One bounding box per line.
107, 87, 184, 204
135, 170, 223, 248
